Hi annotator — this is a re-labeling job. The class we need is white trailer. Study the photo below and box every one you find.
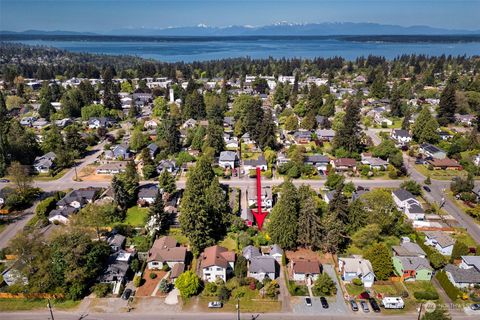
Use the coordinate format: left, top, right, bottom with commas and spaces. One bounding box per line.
382, 297, 405, 309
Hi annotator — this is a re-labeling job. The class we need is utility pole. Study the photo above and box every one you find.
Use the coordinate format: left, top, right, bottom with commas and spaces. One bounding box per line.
47, 299, 55, 320
236, 297, 240, 320
417, 302, 424, 320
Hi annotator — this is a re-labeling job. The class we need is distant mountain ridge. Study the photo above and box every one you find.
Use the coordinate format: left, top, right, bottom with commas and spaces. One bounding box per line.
2, 22, 480, 36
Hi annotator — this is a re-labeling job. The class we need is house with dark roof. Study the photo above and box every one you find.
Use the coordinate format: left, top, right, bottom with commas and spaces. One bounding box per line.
98, 250, 132, 294
304, 154, 330, 173
147, 236, 187, 270
392, 239, 426, 258
147, 143, 159, 159
293, 131, 312, 144
391, 129, 412, 145
96, 162, 128, 175
57, 188, 98, 209
445, 264, 480, 288
248, 256, 278, 282
137, 185, 158, 206
112, 144, 131, 160
419, 143, 446, 160
243, 155, 268, 172
200, 245, 235, 282
392, 189, 425, 220
108, 234, 126, 252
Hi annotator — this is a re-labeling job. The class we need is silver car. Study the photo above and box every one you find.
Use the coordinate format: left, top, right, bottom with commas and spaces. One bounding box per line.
360, 300, 370, 313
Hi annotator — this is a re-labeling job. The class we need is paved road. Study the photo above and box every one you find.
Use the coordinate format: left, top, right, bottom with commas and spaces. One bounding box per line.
403, 154, 480, 244
0, 310, 478, 320
0, 212, 34, 249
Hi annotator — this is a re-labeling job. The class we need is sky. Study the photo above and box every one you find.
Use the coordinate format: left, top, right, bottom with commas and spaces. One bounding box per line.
1, 0, 479, 32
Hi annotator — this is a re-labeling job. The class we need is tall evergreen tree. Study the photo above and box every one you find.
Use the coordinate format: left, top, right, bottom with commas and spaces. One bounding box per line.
370, 69, 389, 99
258, 109, 276, 150
157, 116, 181, 154
297, 185, 323, 249
412, 107, 433, 141
38, 99, 55, 120
321, 183, 349, 253
268, 181, 298, 250
204, 124, 225, 155
389, 83, 403, 117
179, 156, 227, 254
149, 190, 170, 234
183, 90, 206, 120
333, 99, 363, 154
419, 117, 440, 144
437, 76, 458, 126
102, 68, 121, 110
112, 175, 129, 211
0, 92, 10, 176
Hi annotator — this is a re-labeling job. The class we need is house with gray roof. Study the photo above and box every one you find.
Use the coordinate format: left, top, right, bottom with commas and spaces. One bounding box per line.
137, 185, 158, 206
392, 189, 425, 220
305, 154, 330, 173
57, 188, 98, 209
48, 206, 78, 224
460, 256, 480, 272
445, 264, 480, 288
315, 129, 335, 141
242, 245, 261, 261
424, 231, 455, 256
392, 241, 426, 258
218, 151, 238, 169
392, 256, 433, 281
248, 256, 278, 282
156, 159, 178, 174
243, 155, 268, 172
33, 152, 56, 174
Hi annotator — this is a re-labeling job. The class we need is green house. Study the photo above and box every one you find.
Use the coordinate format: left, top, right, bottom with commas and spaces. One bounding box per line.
393, 256, 433, 281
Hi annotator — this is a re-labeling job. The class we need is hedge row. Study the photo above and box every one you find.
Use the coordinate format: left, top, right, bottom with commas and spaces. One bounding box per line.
435, 271, 461, 301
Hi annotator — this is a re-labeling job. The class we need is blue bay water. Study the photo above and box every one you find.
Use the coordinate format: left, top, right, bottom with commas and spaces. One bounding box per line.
10, 38, 480, 62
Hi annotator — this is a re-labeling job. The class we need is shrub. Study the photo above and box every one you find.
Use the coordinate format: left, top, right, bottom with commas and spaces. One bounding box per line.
414, 291, 439, 301
149, 273, 158, 279
225, 277, 241, 291
312, 273, 337, 296
352, 278, 363, 286
93, 283, 112, 298
133, 275, 142, 287
159, 279, 170, 293
217, 285, 230, 301
162, 264, 171, 272
204, 282, 218, 296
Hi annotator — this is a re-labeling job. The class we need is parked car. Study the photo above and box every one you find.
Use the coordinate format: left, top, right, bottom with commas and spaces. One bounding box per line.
305, 297, 312, 306
350, 300, 359, 312
470, 304, 480, 311
360, 300, 370, 313
320, 297, 329, 309
0, 179, 9, 183
208, 301, 223, 308
121, 289, 132, 300
369, 298, 381, 313
423, 185, 431, 192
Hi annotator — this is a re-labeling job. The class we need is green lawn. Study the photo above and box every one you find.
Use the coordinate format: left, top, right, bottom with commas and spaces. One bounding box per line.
124, 206, 148, 227
345, 284, 365, 297
451, 229, 478, 247
404, 281, 439, 299
168, 228, 189, 246
0, 299, 79, 311
414, 165, 467, 180
219, 233, 238, 252
33, 168, 70, 181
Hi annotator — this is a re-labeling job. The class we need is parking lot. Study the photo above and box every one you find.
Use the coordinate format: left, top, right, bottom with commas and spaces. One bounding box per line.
292, 264, 349, 315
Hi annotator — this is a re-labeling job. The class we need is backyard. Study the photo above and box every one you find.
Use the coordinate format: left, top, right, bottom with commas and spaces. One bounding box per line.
124, 206, 149, 227
414, 165, 467, 180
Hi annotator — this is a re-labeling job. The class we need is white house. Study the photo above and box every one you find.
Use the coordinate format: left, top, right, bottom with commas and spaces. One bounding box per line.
391, 130, 412, 145
392, 189, 425, 220
460, 256, 480, 272
290, 259, 321, 282
338, 257, 375, 288
200, 245, 235, 283
445, 264, 480, 289
248, 256, 277, 282
424, 231, 455, 256
218, 151, 238, 169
